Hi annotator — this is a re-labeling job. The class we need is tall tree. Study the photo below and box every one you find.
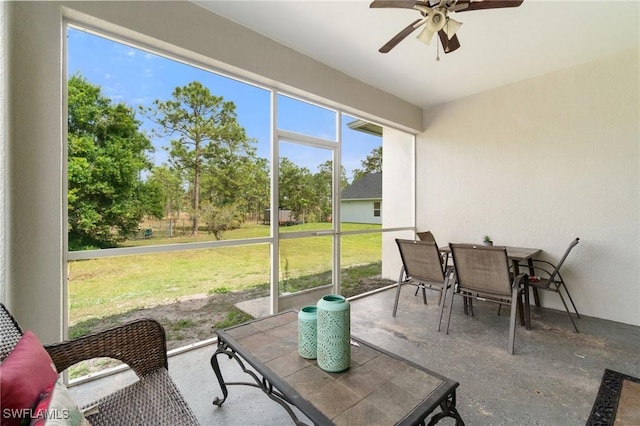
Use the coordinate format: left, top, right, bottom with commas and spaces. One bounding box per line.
279, 158, 315, 222
147, 165, 184, 218
142, 81, 252, 235
352, 146, 382, 182
313, 161, 347, 222
68, 74, 157, 249
242, 157, 270, 223
200, 138, 259, 208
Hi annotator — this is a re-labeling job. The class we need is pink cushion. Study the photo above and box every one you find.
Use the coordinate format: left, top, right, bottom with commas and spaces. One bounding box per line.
0, 331, 58, 426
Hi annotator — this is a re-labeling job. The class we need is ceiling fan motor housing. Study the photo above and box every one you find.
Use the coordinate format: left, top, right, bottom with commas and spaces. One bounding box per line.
428, 8, 447, 31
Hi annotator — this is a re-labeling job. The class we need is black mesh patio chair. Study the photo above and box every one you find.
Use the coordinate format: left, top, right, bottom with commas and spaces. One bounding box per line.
521, 237, 581, 333
438, 243, 529, 354
393, 239, 453, 317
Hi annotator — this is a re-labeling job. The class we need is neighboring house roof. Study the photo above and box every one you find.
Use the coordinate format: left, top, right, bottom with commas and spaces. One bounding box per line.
341, 173, 382, 200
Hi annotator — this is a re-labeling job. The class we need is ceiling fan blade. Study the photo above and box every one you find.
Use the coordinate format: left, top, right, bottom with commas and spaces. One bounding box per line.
454, 0, 524, 12
438, 31, 461, 53
369, 1, 429, 9
379, 19, 424, 53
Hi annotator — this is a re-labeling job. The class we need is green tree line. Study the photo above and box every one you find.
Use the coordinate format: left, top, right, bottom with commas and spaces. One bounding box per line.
68, 74, 381, 250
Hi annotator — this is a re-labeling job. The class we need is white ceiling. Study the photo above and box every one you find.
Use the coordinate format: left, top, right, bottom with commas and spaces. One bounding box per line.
195, 1, 639, 110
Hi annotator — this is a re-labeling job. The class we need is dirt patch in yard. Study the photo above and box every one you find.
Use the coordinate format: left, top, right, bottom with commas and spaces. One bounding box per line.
74, 286, 269, 351
68, 275, 394, 378
74, 276, 394, 350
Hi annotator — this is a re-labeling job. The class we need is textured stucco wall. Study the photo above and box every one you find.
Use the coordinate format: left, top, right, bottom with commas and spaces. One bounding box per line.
381, 127, 415, 281
418, 49, 640, 325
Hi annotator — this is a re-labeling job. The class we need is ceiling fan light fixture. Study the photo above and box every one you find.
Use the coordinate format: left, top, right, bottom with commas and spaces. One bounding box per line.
442, 18, 462, 39
417, 8, 447, 45
416, 26, 436, 45
427, 9, 447, 32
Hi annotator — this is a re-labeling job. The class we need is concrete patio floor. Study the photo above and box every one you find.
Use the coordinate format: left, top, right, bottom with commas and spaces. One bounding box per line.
70, 287, 640, 425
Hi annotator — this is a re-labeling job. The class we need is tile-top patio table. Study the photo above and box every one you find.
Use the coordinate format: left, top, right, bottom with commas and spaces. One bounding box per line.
210, 311, 465, 425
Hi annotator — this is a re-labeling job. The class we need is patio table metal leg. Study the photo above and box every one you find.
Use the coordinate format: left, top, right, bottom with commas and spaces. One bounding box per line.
210, 340, 310, 425
511, 260, 527, 326
413, 283, 428, 304
527, 258, 541, 307
524, 282, 531, 330
425, 389, 465, 425
210, 342, 230, 406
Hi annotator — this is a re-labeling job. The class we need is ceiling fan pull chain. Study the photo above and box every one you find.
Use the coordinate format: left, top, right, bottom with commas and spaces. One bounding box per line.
444, 19, 449, 54
436, 39, 441, 62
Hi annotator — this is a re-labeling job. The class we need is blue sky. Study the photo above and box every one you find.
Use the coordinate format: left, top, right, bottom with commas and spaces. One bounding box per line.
67, 26, 381, 181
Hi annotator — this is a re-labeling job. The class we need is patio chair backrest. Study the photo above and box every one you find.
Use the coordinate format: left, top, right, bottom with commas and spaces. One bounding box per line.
449, 243, 513, 297
0, 304, 23, 361
416, 231, 436, 242
547, 238, 580, 282
396, 239, 446, 283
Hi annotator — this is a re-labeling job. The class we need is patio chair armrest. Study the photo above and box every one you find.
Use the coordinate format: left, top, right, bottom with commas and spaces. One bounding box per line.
399, 265, 408, 283
45, 318, 168, 378
512, 273, 528, 289
445, 265, 455, 277
529, 259, 558, 270
518, 262, 555, 278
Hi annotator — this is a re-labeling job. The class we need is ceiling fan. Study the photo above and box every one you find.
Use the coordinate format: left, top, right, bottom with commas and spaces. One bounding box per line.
370, 0, 524, 54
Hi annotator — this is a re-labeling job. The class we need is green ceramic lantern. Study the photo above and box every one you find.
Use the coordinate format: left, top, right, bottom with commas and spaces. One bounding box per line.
316, 294, 350, 372
298, 305, 318, 359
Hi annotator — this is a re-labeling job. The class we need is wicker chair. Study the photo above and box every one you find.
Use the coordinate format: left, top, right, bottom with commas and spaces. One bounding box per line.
0, 304, 200, 426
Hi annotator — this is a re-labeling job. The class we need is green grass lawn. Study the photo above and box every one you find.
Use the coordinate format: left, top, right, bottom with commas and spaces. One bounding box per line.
68, 222, 382, 325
